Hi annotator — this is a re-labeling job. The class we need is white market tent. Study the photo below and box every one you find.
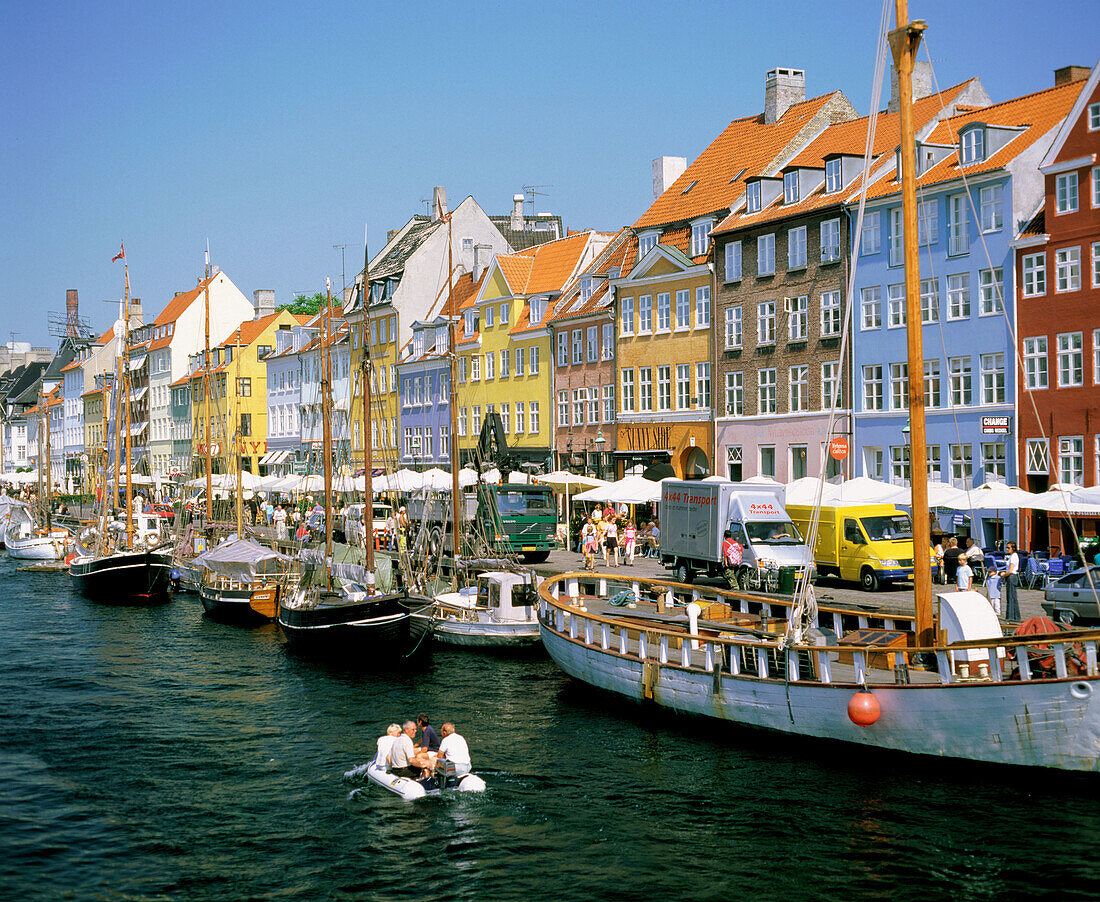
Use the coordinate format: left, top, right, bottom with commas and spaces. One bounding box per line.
574, 474, 663, 505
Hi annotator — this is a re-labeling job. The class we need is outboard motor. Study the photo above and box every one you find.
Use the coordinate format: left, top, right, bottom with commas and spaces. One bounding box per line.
433, 758, 459, 790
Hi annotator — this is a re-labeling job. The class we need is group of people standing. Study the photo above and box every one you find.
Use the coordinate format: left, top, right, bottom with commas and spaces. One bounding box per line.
375, 713, 471, 781
577, 504, 659, 570
934, 535, 1021, 621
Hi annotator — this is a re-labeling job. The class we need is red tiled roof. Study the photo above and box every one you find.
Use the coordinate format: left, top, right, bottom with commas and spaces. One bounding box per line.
499, 232, 593, 295
863, 79, 1085, 201
548, 229, 637, 323
148, 277, 214, 350
634, 92, 852, 230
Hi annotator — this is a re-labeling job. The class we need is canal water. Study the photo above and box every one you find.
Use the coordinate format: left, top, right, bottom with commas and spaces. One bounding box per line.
1, 553, 1098, 901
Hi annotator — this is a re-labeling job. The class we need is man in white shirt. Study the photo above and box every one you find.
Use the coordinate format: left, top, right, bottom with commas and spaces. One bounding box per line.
387, 721, 420, 778
1004, 542, 1021, 621
437, 722, 471, 776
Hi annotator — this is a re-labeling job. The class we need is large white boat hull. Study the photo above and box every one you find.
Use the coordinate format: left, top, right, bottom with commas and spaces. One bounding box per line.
539, 619, 1100, 772
5, 528, 71, 561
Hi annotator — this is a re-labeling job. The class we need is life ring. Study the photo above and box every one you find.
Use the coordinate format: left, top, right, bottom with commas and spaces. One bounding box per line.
64, 552, 78, 566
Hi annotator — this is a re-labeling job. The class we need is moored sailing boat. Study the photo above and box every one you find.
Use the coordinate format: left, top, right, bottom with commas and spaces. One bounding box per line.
70, 245, 172, 603
278, 271, 433, 657
536, 6, 1100, 771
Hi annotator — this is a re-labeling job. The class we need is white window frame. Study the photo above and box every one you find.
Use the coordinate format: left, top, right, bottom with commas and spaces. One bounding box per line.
861, 210, 881, 256
690, 220, 712, 257
676, 363, 691, 409
787, 295, 808, 341
695, 286, 710, 328
758, 300, 776, 345
725, 371, 744, 417
725, 306, 743, 349
980, 184, 1003, 233
675, 289, 690, 330
1022, 253, 1046, 297
948, 193, 969, 256
1056, 172, 1079, 214
860, 286, 881, 330
887, 283, 906, 328
757, 234, 775, 276
621, 368, 635, 413
825, 158, 843, 193
789, 364, 808, 412
696, 362, 711, 410
820, 218, 840, 263
1057, 332, 1083, 387
758, 368, 777, 415
656, 292, 671, 332
978, 267, 1003, 316
656, 365, 671, 412
638, 295, 652, 334
783, 170, 800, 204
1026, 438, 1049, 475
821, 361, 841, 410
920, 278, 939, 323
788, 226, 807, 269
863, 365, 883, 411
980, 352, 1005, 404
948, 356, 972, 406
620, 296, 634, 335
917, 199, 937, 245
725, 241, 742, 281
1059, 436, 1085, 485
1056, 246, 1081, 292
947, 272, 971, 320
638, 231, 658, 256
960, 127, 984, 164
1022, 337, 1048, 390
820, 290, 841, 337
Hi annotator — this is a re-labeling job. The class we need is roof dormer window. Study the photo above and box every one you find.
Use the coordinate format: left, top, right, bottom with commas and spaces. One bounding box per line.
530, 296, 547, 325
690, 219, 714, 257
783, 170, 800, 204
825, 158, 843, 193
746, 181, 762, 213
638, 231, 659, 257
579, 277, 593, 302
960, 126, 984, 165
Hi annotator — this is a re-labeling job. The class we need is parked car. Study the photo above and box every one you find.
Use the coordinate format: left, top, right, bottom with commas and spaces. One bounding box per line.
149, 502, 175, 524
1041, 566, 1100, 625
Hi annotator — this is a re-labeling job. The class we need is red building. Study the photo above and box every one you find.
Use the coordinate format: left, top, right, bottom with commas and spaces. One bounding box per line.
1015, 63, 1100, 552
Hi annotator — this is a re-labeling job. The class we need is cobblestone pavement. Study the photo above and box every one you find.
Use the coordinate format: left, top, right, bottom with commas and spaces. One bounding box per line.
529, 546, 1049, 622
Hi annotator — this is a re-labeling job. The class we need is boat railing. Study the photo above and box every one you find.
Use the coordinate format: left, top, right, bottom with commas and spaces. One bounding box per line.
536, 571, 1100, 688
433, 599, 481, 622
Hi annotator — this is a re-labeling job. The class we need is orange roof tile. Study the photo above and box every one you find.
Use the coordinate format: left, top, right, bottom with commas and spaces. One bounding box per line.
148, 277, 213, 350
215, 313, 311, 350
548, 229, 637, 323
634, 92, 853, 230
495, 232, 593, 297
863, 79, 1085, 201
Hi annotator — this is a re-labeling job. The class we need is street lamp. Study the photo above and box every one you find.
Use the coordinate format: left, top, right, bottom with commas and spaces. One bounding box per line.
593, 428, 605, 479
565, 437, 573, 473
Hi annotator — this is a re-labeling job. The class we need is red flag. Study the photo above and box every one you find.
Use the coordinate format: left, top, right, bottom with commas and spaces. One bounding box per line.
112, 242, 125, 263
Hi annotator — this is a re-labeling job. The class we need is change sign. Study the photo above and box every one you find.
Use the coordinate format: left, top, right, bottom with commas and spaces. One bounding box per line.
981, 416, 1010, 435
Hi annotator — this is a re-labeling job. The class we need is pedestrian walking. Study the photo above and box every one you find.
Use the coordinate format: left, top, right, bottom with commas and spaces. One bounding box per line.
722, 529, 743, 590
986, 567, 1002, 617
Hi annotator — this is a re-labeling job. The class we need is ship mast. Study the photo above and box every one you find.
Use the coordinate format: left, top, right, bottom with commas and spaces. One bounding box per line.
122, 259, 134, 550
321, 278, 334, 589
203, 245, 213, 529
889, 1, 934, 648
234, 326, 243, 539
359, 227, 375, 590
447, 212, 461, 590
42, 387, 52, 533
99, 377, 110, 555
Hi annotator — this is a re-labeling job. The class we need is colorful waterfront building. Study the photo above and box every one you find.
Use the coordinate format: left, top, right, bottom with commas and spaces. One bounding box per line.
621, 68, 857, 478
344, 191, 514, 470
1016, 62, 1100, 551
456, 231, 608, 469
187, 310, 310, 476
547, 229, 635, 479
851, 72, 1086, 546
710, 77, 987, 482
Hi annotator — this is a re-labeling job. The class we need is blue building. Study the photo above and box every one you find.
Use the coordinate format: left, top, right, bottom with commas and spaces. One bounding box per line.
849, 80, 1081, 547
396, 316, 452, 468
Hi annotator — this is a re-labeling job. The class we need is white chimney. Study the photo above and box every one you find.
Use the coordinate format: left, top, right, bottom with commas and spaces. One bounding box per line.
253, 289, 276, 319
765, 67, 806, 124
510, 193, 525, 231
432, 186, 448, 221
473, 244, 493, 282
652, 156, 687, 201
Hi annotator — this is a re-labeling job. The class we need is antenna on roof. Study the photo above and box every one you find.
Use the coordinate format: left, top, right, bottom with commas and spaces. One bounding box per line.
521, 185, 553, 217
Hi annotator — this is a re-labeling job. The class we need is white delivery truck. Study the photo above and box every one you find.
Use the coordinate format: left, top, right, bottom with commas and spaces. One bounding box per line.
659, 479, 815, 591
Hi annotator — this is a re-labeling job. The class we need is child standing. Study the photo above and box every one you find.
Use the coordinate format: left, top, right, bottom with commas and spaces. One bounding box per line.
583, 522, 598, 571
986, 567, 1002, 617
956, 553, 973, 592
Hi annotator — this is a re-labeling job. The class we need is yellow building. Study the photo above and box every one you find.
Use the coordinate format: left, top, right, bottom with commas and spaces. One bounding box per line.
611, 237, 714, 477
188, 310, 309, 475
455, 232, 606, 466
82, 387, 106, 460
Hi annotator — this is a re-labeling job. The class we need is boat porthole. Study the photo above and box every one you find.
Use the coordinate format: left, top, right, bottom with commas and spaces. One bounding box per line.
1069, 682, 1092, 700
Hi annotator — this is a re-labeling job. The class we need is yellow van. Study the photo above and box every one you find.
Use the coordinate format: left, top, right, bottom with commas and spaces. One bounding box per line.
787, 504, 927, 591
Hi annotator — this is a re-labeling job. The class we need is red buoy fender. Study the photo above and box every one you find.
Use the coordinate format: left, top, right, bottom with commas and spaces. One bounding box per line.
64, 552, 78, 566
848, 691, 880, 727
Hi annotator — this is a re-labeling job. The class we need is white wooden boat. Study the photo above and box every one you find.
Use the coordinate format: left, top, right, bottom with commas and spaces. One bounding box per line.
537, 572, 1100, 771
432, 571, 541, 647
5, 506, 72, 561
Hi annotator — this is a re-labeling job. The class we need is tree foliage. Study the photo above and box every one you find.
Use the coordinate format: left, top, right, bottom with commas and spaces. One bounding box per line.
276, 292, 327, 315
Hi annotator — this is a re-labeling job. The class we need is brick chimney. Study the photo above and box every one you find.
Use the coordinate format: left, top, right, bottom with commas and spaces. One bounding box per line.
65, 289, 79, 338
765, 68, 806, 124
652, 156, 687, 201
1054, 65, 1090, 86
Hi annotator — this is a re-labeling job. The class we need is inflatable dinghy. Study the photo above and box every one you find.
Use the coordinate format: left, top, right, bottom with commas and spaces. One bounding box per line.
365, 760, 486, 801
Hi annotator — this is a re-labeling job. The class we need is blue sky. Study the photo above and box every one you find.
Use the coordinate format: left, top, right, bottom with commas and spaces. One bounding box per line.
1, 0, 1096, 347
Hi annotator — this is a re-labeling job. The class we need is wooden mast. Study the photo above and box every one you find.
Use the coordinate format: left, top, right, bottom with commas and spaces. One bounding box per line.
889, 1, 933, 648
99, 377, 110, 555
43, 387, 52, 533
234, 326, 243, 539
122, 259, 134, 550
203, 245, 213, 528
321, 279, 334, 589
360, 227, 375, 589
447, 212, 461, 590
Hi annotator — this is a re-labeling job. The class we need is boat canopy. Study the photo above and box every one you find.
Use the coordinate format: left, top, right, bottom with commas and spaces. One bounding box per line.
196, 538, 291, 581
